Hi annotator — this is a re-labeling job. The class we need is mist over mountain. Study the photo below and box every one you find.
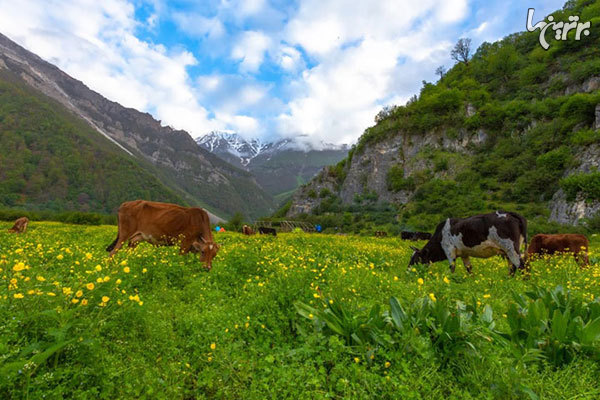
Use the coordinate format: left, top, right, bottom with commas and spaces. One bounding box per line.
196, 131, 349, 202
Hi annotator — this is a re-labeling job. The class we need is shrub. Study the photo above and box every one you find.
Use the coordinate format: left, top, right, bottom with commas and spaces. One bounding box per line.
560, 172, 600, 202
386, 165, 416, 192
570, 129, 600, 145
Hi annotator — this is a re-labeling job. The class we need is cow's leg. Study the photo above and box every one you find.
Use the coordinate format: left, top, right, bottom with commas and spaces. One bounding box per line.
108, 225, 133, 257
461, 257, 472, 274
180, 237, 194, 255
574, 251, 589, 268
127, 232, 145, 249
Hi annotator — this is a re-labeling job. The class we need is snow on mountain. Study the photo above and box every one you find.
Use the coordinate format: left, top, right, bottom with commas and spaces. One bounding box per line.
195, 131, 345, 166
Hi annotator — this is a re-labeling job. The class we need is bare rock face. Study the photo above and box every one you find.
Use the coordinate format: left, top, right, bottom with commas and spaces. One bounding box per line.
549, 142, 600, 225
595, 104, 600, 130
287, 127, 486, 217
287, 168, 340, 216
549, 190, 600, 225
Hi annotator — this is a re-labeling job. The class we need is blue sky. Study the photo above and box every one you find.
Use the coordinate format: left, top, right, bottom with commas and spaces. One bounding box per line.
0, 0, 565, 146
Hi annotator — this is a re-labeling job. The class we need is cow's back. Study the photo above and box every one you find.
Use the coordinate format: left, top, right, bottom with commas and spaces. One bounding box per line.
528, 234, 588, 255
118, 200, 211, 241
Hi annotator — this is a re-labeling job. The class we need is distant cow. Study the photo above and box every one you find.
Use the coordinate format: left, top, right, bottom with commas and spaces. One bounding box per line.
105, 200, 219, 270
242, 225, 255, 235
258, 227, 277, 236
401, 231, 432, 241
8, 217, 28, 233
527, 233, 589, 267
375, 231, 388, 237
408, 211, 527, 275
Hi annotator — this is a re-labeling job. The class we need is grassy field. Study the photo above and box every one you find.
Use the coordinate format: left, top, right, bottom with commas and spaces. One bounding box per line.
1, 222, 600, 399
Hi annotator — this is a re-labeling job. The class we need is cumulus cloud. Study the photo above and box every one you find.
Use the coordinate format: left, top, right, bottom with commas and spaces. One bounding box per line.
276, 0, 468, 146
0, 0, 567, 147
0, 0, 228, 136
231, 30, 272, 73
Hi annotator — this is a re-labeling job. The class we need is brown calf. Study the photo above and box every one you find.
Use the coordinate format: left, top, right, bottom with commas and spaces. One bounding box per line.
8, 217, 29, 233
242, 225, 255, 235
527, 233, 589, 267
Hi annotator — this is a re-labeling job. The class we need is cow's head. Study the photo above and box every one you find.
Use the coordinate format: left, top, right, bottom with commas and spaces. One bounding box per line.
192, 237, 220, 270
408, 246, 430, 268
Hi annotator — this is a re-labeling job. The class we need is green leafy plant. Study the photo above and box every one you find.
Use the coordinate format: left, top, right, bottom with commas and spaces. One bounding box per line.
502, 285, 600, 366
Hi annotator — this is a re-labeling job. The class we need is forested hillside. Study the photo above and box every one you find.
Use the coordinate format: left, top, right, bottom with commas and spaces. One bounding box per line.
284, 0, 600, 233
0, 72, 187, 213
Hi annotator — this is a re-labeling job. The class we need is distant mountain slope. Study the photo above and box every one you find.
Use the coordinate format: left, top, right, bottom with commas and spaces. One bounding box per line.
197, 131, 348, 202
0, 70, 186, 213
285, 0, 600, 230
0, 33, 273, 219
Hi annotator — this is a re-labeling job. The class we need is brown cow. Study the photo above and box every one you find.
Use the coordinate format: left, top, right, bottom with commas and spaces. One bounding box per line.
527, 233, 589, 267
242, 225, 255, 235
8, 217, 29, 233
105, 200, 219, 270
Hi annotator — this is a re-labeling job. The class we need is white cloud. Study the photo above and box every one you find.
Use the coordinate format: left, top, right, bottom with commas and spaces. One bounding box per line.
276, 0, 468, 146
0, 0, 237, 137
0, 0, 562, 148
172, 12, 225, 39
231, 30, 271, 72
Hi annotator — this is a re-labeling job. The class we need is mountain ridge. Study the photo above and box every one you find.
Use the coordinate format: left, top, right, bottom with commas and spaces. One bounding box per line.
0, 32, 273, 219
196, 131, 349, 201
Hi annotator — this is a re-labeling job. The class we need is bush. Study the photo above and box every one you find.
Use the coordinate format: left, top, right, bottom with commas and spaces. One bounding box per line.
570, 129, 600, 145
560, 172, 600, 202
386, 165, 416, 192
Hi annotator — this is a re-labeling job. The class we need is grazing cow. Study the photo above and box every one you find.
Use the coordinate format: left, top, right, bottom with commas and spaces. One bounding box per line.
242, 225, 255, 235
8, 217, 29, 233
527, 234, 589, 267
258, 227, 277, 236
408, 211, 527, 275
401, 231, 432, 241
105, 200, 219, 270
375, 231, 388, 237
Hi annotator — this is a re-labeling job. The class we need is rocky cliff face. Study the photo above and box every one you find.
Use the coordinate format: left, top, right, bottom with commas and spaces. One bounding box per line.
288, 115, 600, 226
549, 142, 600, 225
0, 32, 273, 219
288, 125, 487, 217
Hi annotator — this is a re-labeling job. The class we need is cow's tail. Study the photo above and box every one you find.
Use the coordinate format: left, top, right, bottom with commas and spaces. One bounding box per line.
106, 234, 119, 252
106, 215, 121, 252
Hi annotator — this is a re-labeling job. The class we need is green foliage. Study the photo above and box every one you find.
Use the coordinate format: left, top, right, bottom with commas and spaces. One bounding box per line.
0, 75, 185, 214
570, 129, 600, 145
560, 171, 600, 201
225, 212, 245, 232
386, 165, 415, 192
2, 223, 600, 398
503, 286, 600, 367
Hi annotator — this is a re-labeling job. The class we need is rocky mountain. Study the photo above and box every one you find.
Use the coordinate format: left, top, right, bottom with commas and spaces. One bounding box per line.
285, 0, 600, 231
197, 131, 348, 202
0, 32, 273, 219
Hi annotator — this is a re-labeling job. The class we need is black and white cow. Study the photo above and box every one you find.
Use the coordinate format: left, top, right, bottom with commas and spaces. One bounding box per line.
407, 211, 527, 275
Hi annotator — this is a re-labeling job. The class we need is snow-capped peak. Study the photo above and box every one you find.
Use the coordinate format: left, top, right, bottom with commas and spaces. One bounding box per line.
196, 131, 348, 167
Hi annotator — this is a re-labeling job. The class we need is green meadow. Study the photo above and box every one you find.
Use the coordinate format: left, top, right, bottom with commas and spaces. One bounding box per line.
1, 222, 600, 399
